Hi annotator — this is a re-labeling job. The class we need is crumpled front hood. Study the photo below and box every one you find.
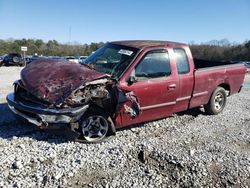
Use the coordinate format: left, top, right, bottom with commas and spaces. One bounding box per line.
21, 59, 108, 104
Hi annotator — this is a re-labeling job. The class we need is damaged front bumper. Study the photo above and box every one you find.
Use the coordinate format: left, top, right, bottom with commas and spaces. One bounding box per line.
6, 93, 89, 128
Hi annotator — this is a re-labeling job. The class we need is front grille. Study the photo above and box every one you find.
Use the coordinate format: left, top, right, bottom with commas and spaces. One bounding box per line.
15, 81, 51, 107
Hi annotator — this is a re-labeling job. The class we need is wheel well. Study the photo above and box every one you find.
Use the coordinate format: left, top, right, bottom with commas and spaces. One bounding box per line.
218, 83, 230, 95
88, 103, 116, 128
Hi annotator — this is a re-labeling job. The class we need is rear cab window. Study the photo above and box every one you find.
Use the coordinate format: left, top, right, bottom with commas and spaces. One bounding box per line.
132, 50, 171, 80
174, 48, 190, 74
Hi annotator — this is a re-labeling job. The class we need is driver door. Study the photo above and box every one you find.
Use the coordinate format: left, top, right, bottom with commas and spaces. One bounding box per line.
119, 49, 179, 127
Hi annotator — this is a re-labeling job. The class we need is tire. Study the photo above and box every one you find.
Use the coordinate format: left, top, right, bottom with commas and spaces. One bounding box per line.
12, 56, 20, 63
204, 86, 227, 115
78, 108, 115, 143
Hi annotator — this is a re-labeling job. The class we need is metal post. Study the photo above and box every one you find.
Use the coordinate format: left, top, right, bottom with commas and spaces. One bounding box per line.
24, 51, 26, 66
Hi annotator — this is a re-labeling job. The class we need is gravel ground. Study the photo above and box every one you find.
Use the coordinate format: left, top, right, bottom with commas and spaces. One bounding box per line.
0, 67, 249, 187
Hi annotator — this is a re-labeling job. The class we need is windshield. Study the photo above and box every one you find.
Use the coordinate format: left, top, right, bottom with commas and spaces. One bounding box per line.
84, 43, 139, 78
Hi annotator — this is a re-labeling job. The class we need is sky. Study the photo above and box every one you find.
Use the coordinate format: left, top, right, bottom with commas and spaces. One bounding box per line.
0, 0, 249, 44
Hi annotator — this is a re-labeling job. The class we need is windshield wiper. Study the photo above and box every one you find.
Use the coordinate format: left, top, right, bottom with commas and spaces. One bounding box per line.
82, 63, 96, 70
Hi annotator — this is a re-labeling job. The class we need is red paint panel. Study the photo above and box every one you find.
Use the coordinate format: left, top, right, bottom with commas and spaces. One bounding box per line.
21, 59, 107, 104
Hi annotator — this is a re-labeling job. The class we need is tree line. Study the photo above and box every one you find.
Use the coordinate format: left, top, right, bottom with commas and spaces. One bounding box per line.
190, 39, 250, 61
0, 39, 104, 56
0, 38, 249, 61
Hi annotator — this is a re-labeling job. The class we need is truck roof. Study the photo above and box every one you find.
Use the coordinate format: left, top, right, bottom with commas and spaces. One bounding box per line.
111, 40, 187, 49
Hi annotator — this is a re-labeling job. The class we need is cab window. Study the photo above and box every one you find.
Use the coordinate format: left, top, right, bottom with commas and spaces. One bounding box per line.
174, 48, 190, 74
133, 50, 171, 79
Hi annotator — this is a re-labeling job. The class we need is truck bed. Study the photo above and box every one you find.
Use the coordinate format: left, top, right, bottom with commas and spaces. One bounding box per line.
193, 59, 238, 69
189, 62, 246, 109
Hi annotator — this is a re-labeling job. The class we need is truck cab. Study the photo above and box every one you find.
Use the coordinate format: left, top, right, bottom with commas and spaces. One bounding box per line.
115, 42, 195, 127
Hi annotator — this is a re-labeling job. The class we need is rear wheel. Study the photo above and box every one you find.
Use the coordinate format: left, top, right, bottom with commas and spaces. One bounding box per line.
204, 87, 227, 115
79, 109, 115, 143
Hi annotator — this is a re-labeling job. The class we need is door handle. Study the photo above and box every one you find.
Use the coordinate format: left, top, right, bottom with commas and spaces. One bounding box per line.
168, 84, 176, 90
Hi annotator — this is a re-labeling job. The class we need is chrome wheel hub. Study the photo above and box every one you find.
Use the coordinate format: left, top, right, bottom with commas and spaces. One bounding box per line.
81, 115, 108, 142
214, 93, 224, 111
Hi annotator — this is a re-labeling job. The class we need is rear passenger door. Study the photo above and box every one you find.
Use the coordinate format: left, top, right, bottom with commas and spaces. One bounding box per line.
121, 49, 179, 124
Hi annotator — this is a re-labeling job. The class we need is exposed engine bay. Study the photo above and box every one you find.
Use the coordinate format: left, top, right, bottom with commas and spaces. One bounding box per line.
63, 78, 140, 117
15, 76, 140, 120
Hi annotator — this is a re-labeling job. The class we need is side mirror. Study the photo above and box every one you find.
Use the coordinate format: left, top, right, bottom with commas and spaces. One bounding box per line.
126, 76, 137, 85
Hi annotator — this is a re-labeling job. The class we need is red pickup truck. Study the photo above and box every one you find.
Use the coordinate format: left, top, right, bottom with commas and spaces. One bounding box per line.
7, 40, 246, 143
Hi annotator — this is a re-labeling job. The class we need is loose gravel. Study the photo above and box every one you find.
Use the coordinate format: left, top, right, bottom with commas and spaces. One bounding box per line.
0, 67, 249, 187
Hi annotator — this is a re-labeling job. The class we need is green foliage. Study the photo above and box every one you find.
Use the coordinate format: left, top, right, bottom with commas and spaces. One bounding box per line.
0, 38, 249, 61
0, 39, 104, 56
190, 39, 250, 61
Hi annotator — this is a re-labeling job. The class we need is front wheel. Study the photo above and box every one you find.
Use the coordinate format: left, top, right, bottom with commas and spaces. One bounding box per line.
79, 110, 115, 143
204, 87, 227, 115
